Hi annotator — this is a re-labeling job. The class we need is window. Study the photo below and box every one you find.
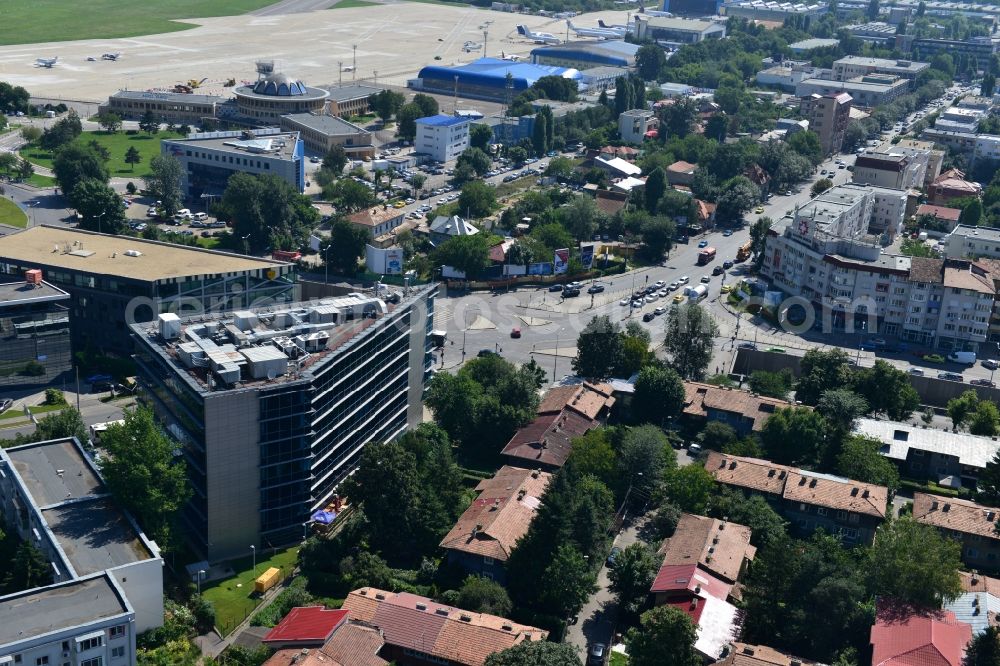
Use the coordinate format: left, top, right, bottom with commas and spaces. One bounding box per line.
836, 510, 848, 521
78, 637, 103, 652
111, 647, 125, 659
968, 548, 980, 558
81, 660, 102, 666
108, 626, 126, 640
36, 658, 49, 666
817, 507, 828, 516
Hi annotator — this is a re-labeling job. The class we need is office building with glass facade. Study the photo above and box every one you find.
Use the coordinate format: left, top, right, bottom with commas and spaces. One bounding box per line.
0, 279, 72, 389
130, 285, 436, 561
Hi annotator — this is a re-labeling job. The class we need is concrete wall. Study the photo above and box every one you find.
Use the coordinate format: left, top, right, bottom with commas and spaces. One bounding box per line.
204, 391, 261, 561
109, 558, 164, 633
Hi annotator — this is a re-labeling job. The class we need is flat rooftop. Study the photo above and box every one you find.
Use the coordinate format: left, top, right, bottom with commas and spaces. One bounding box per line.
0, 575, 129, 646
789, 37, 841, 49
0, 226, 289, 284
166, 129, 301, 161
7, 439, 103, 506
42, 499, 153, 575
282, 113, 370, 136
639, 16, 719, 30
0, 280, 69, 308
835, 56, 930, 73
800, 77, 908, 92
949, 224, 1000, 242
324, 84, 384, 102
110, 89, 224, 105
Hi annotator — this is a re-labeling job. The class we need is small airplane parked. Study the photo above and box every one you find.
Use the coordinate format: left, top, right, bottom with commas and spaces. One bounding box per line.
463, 41, 483, 52
515, 25, 560, 45
499, 51, 521, 61
568, 20, 628, 38
34, 57, 58, 68
101, 52, 122, 61
637, 6, 673, 16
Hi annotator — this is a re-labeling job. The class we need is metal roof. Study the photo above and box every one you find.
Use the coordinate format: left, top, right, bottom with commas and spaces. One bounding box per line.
417, 58, 581, 91
856, 417, 1000, 470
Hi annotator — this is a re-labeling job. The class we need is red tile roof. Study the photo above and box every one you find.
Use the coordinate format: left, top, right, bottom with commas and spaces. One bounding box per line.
683, 381, 792, 432
916, 204, 961, 222
718, 643, 821, 666
871, 604, 971, 666
656, 513, 755, 584
263, 607, 349, 646
264, 621, 388, 666
439, 466, 551, 562
913, 493, 1000, 542
651, 562, 733, 600
341, 588, 547, 666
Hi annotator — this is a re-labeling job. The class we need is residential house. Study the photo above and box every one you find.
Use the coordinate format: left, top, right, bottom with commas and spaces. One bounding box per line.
694, 200, 717, 230
619, 109, 657, 145
913, 493, 1000, 572
595, 189, 629, 216
715, 643, 821, 666
705, 452, 889, 544
600, 145, 640, 161
651, 563, 742, 660
929, 169, 983, 206
428, 215, 479, 245
262, 607, 389, 666
340, 588, 547, 666
944, 571, 1000, 636
667, 160, 698, 186
682, 382, 793, 436
854, 417, 1000, 490
915, 204, 962, 235
348, 207, 406, 241
594, 155, 642, 179
870, 603, 971, 666
439, 467, 551, 584
500, 382, 615, 470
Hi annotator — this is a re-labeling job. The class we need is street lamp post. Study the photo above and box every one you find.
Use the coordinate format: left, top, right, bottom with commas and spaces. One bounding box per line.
196, 569, 205, 595
323, 244, 332, 284
242, 234, 251, 256
250, 544, 256, 577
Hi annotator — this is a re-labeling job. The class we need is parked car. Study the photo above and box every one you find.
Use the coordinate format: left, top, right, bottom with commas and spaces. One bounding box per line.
643, 312, 655, 322
712, 266, 724, 275
948, 351, 977, 364
982, 359, 999, 370
723, 260, 734, 269
688, 443, 703, 455
587, 284, 605, 294
563, 288, 581, 297
510, 327, 521, 338
938, 372, 964, 381
588, 643, 607, 666
606, 547, 622, 567
971, 378, 996, 387
908, 368, 925, 376
698, 240, 709, 248
0, 398, 12, 414
654, 306, 666, 315
548, 284, 563, 292
678, 276, 690, 285
738, 342, 757, 350
477, 349, 499, 358
700, 275, 711, 283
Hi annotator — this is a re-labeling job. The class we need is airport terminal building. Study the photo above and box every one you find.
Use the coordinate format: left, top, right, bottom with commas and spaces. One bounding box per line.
130, 286, 437, 560
162, 128, 305, 198
234, 72, 329, 122
530, 41, 639, 70
99, 90, 224, 125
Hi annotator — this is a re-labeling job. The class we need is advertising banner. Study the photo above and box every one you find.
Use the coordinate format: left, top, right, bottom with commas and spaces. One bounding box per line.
554, 248, 569, 274
580, 244, 595, 269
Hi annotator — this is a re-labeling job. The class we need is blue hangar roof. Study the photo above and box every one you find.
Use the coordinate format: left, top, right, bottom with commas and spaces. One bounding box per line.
530, 40, 640, 68
416, 114, 471, 127
417, 58, 582, 91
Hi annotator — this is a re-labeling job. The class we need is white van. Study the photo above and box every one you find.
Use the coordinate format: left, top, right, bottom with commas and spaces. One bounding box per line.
948, 351, 977, 365
192, 212, 208, 221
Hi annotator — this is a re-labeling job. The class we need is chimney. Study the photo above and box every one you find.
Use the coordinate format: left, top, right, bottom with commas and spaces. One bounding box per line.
743, 647, 755, 656
863, 489, 870, 498
809, 478, 817, 488
944, 503, 951, 512
932, 500, 939, 510
851, 488, 859, 496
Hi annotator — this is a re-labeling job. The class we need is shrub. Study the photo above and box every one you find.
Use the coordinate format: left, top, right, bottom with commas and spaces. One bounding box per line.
44, 388, 65, 405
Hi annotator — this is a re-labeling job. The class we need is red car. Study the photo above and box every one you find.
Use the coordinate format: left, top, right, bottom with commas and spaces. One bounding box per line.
511, 327, 521, 338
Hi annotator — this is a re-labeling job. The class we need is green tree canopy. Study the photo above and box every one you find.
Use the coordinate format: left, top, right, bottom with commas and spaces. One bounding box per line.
851, 360, 919, 421
142, 155, 183, 216
217, 173, 319, 253
71, 178, 127, 234
796, 348, 852, 405
664, 303, 718, 380
627, 606, 701, 666
433, 234, 492, 279
53, 143, 109, 196
632, 364, 685, 426
609, 543, 660, 615
870, 517, 962, 608
322, 144, 348, 174
573, 315, 623, 379
836, 435, 900, 493
322, 218, 369, 275
760, 406, 828, 466
457, 180, 497, 218
748, 369, 794, 399
662, 464, 715, 514
325, 178, 377, 212
485, 641, 581, 666
455, 575, 513, 617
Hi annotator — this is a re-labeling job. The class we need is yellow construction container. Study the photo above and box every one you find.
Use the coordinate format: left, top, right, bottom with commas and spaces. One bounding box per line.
254, 567, 281, 594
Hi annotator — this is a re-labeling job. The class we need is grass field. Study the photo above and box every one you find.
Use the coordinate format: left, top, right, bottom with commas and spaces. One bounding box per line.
332, 0, 379, 7
0, 404, 64, 421
0, 198, 27, 229
201, 546, 301, 635
23, 130, 183, 178
0, 0, 281, 45
26, 173, 57, 188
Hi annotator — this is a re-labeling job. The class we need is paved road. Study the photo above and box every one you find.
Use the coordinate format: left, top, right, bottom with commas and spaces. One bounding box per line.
251, 0, 345, 15
0, 390, 132, 439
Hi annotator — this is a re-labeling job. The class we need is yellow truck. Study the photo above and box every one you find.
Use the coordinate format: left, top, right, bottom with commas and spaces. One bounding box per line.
254, 567, 281, 594
736, 241, 752, 263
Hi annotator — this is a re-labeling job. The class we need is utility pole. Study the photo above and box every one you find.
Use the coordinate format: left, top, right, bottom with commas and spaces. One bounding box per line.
338, 62, 343, 87
352, 45, 357, 81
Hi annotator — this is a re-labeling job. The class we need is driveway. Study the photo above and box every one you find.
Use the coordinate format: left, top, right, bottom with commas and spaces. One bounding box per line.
565, 516, 649, 660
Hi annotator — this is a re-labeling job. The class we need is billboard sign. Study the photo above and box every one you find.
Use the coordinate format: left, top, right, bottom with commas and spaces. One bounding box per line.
554, 248, 569, 274
580, 244, 594, 269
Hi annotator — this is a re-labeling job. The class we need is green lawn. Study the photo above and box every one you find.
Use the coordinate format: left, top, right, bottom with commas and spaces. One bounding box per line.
0, 198, 27, 228
0, 0, 281, 45
0, 404, 65, 421
610, 651, 628, 666
25, 173, 58, 188
332, 0, 379, 7
22, 130, 183, 178
201, 546, 301, 636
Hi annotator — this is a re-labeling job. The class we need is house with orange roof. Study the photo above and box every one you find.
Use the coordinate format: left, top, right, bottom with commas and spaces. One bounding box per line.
263, 607, 388, 666
500, 382, 615, 470
655, 513, 756, 587
912, 493, 1000, 572
929, 169, 983, 206
340, 588, 547, 666
667, 160, 698, 186
705, 452, 889, 544
682, 382, 793, 435
439, 466, 551, 584
348, 206, 406, 239
715, 643, 821, 666
870, 602, 971, 666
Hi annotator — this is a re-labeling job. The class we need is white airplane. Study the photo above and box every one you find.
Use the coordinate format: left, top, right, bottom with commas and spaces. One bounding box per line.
516, 25, 561, 45
463, 41, 483, 52
101, 52, 122, 61
499, 51, 521, 61
35, 57, 58, 68
638, 7, 673, 16
568, 20, 628, 38
598, 19, 634, 31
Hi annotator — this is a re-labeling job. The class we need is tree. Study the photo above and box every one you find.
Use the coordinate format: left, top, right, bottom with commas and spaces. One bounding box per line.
456, 576, 513, 617
71, 178, 128, 234
868, 0, 880, 19
982, 73, 997, 98
702, 421, 737, 451
507, 146, 528, 166
546, 156, 574, 180
322, 145, 348, 174
965, 627, 1000, 666
411, 93, 439, 118
20, 125, 42, 144
142, 155, 183, 216
760, 407, 829, 466
323, 219, 368, 275
121, 146, 142, 173
632, 365, 685, 425
664, 303, 718, 380
948, 389, 980, 430
662, 465, 715, 514
469, 123, 493, 152
748, 369, 794, 399
960, 199, 984, 226
371, 90, 406, 123
787, 130, 824, 166
396, 102, 424, 141
796, 348, 852, 405
659, 97, 698, 140
39, 112, 82, 151
325, 178, 377, 212
812, 178, 834, 197
216, 172, 319, 253
97, 112, 122, 133
749, 216, 773, 268
709, 488, 787, 548
456, 147, 491, 177
485, 642, 581, 666
836, 435, 900, 493
540, 543, 597, 618
636, 44, 667, 81
52, 143, 109, 195
971, 400, 1000, 437
609, 543, 659, 615
715, 176, 759, 225
433, 234, 491, 279
16, 157, 33, 181
98, 406, 191, 551
852, 360, 919, 420
558, 195, 604, 242
457, 180, 497, 218
138, 109, 160, 134
645, 167, 667, 214
410, 173, 427, 198
869, 517, 962, 608
569, 430, 616, 488
816, 388, 869, 458
3, 541, 52, 593
619, 425, 674, 499
627, 606, 701, 666
843, 121, 868, 152
573, 315, 623, 379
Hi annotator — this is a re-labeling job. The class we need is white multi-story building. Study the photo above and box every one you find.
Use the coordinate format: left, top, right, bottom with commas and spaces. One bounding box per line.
762, 184, 993, 351
831, 56, 929, 84
618, 109, 657, 145
852, 150, 928, 190
0, 437, 166, 665
944, 225, 1000, 260
755, 63, 822, 92
415, 115, 471, 162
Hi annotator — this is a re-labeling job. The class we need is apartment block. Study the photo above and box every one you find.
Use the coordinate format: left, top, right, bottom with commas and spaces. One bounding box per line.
887, 138, 944, 186
0, 278, 72, 389
831, 56, 929, 84
131, 287, 436, 561
796, 75, 910, 109
913, 493, 1000, 572
800, 92, 852, 156
944, 225, 1000, 260
756, 63, 822, 92
852, 150, 929, 190
415, 115, 471, 163
705, 452, 889, 545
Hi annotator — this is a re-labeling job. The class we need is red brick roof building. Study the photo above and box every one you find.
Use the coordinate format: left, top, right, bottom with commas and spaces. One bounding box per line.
870, 603, 971, 666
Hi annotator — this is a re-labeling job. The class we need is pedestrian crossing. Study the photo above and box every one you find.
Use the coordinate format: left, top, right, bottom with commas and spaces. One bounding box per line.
433, 301, 452, 330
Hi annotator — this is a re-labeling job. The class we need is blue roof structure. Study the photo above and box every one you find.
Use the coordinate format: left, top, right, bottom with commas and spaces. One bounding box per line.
530, 41, 640, 68
416, 114, 471, 127
417, 58, 581, 94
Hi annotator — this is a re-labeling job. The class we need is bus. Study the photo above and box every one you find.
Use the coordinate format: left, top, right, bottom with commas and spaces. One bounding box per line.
697, 247, 717, 265
736, 241, 752, 262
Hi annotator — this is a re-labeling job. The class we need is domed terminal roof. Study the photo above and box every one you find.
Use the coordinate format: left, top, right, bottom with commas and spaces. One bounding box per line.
253, 73, 309, 96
